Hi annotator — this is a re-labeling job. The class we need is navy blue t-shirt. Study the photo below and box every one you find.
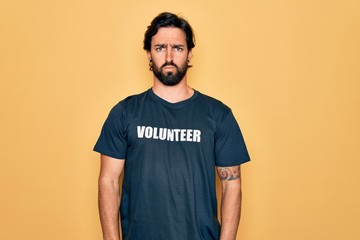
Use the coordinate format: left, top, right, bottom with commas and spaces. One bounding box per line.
94, 89, 250, 240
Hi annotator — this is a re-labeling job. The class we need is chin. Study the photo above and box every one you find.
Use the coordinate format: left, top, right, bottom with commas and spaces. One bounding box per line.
162, 70, 176, 76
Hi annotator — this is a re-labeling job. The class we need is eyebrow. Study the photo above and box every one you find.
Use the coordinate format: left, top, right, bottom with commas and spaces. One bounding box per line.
171, 44, 185, 48
154, 44, 185, 48
154, 44, 166, 47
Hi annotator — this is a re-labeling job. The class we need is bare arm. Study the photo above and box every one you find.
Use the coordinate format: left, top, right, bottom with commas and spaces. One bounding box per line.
217, 165, 242, 240
98, 154, 125, 240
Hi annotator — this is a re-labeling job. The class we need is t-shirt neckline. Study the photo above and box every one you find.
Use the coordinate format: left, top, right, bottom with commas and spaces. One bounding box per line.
148, 88, 198, 108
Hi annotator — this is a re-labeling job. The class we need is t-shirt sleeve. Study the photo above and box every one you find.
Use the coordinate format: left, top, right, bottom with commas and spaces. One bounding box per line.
93, 104, 127, 159
215, 110, 250, 166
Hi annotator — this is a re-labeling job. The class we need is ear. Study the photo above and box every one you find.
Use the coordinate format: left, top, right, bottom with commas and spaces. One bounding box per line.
146, 51, 152, 61
187, 50, 193, 61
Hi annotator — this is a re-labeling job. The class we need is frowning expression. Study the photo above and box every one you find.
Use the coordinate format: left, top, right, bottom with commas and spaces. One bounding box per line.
147, 27, 192, 86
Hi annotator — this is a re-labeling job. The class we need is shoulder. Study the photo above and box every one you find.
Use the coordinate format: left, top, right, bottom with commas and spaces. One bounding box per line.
110, 89, 148, 113
195, 91, 232, 115
103, 90, 149, 127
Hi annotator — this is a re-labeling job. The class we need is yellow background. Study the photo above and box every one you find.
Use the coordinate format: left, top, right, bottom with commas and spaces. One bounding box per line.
1, 0, 359, 239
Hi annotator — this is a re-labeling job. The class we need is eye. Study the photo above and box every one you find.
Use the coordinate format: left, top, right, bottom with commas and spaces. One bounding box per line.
155, 46, 163, 51
175, 47, 183, 52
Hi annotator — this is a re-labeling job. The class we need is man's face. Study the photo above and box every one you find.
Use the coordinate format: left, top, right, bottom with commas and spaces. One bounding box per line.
147, 27, 192, 86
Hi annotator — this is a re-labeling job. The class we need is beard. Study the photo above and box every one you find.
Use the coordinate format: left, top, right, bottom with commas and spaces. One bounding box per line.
152, 60, 188, 86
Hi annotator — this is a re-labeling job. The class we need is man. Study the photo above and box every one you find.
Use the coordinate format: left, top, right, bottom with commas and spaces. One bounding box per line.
94, 12, 250, 240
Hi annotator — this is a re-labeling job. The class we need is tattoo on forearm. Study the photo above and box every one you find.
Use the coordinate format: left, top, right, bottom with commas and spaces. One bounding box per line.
217, 166, 240, 181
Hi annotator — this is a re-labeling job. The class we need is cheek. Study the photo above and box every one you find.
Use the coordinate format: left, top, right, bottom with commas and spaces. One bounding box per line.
176, 56, 189, 66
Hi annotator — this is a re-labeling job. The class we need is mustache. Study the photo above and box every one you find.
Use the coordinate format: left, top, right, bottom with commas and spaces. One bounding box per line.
161, 61, 178, 69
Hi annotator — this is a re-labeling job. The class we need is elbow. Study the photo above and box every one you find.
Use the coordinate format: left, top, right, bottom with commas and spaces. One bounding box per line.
222, 180, 242, 201
98, 175, 120, 192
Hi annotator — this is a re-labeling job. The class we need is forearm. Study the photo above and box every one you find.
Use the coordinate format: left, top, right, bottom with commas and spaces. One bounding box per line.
98, 178, 121, 240
220, 185, 242, 240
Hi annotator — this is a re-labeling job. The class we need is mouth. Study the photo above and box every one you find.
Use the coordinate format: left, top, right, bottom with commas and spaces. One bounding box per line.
162, 65, 176, 70
161, 61, 178, 69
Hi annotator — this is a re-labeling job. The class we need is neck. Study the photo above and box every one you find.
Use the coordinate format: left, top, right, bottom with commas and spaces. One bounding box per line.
152, 77, 194, 103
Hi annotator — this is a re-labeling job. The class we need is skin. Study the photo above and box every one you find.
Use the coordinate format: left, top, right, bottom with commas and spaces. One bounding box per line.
147, 27, 194, 103
217, 165, 242, 240
98, 155, 124, 240
98, 26, 242, 240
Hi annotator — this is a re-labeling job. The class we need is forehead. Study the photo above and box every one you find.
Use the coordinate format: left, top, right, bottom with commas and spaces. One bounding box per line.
151, 27, 187, 45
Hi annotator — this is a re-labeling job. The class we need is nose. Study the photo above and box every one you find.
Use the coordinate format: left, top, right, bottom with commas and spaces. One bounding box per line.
165, 47, 173, 62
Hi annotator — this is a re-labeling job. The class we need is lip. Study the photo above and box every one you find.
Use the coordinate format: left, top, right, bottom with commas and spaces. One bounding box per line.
162, 66, 176, 70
